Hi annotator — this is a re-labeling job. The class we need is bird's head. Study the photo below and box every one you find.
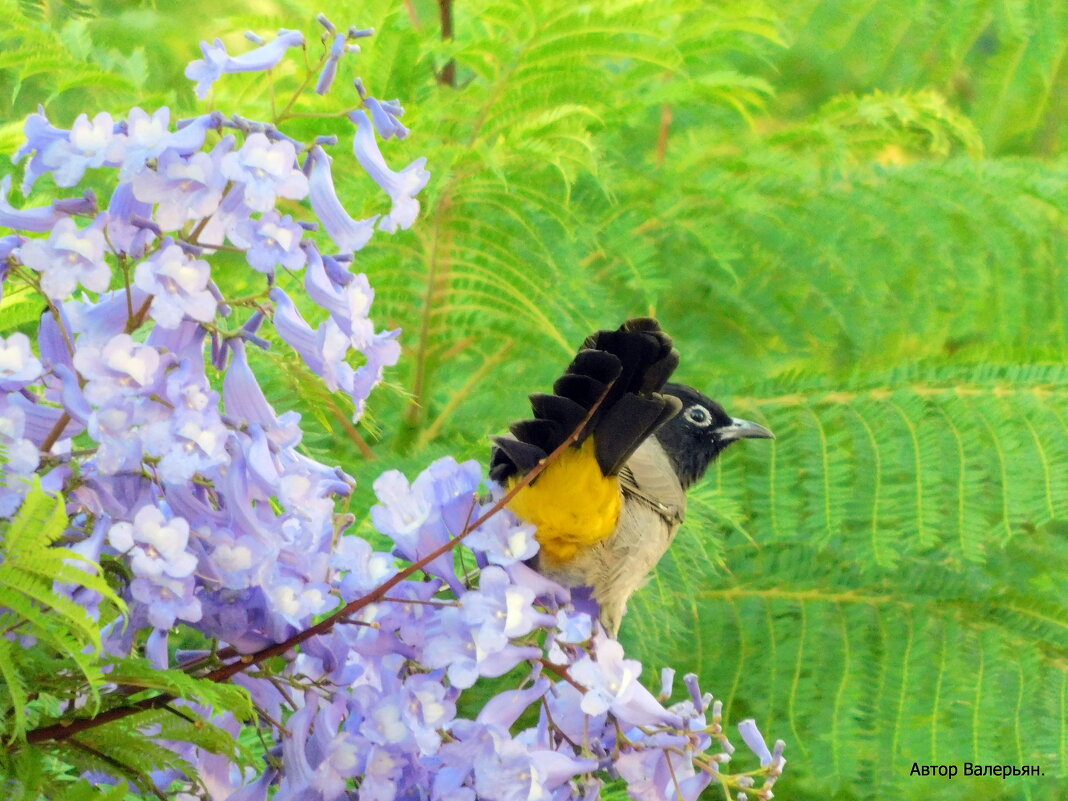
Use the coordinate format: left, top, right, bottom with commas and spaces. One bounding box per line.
655, 382, 774, 488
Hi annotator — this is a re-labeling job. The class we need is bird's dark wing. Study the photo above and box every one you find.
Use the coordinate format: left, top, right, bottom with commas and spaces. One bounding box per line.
489, 318, 681, 483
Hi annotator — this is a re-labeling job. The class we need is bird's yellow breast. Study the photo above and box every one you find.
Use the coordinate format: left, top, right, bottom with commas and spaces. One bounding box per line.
506, 437, 621, 566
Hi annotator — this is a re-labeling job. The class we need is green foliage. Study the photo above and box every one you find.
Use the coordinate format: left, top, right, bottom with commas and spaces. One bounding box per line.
0, 481, 121, 741
629, 364, 1068, 798
0, 486, 254, 797
2, 0, 1066, 798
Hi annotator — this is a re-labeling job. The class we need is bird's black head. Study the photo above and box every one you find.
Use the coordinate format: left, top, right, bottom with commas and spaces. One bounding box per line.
654, 382, 774, 489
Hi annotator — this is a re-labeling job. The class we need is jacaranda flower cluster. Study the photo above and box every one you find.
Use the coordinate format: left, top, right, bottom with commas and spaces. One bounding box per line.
0, 17, 785, 801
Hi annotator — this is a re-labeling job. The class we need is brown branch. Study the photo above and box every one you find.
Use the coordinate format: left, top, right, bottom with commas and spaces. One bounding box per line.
39, 412, 72, 454
537, 658, 585, 693
438, 0, 456, 87
124, 297, 153, 334
25, 378, 613, 746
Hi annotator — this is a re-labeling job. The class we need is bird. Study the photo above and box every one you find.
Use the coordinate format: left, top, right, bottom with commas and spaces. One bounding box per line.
489, 318, 773, 635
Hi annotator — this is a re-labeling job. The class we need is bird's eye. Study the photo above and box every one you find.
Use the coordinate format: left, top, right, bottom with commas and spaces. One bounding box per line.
684, 405, 713, 427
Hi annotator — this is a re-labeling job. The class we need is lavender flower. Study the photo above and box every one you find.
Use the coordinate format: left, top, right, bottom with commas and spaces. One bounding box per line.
230, 211, 307, 273
120, 107, 218, 178
221, 132, 309, 212
569, 635, 682, 727
0, 405, 40, 516
365, 96, 410, 140
738, 718, 774, 766
15, 108, 70, 192
72, 334, 161, 406
349, 110, 429, 232
131, 573, 202, 629
133, 241, 217, 328
105, 182, 156, 257
40, 112, 124, 187
108, 506, 198, 580
132, 143, 231, 231
305, 145, 377, 253
0, 333, 43, 392
0, 175, 96, 233
316, 33, 348, 95
16, 216, 109, 300
185, 29, 305, 99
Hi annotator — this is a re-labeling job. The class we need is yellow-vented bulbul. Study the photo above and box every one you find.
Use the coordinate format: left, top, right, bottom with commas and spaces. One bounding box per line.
490, 319, 773, 635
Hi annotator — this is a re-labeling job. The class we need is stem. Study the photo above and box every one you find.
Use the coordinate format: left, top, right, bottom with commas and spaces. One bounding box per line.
401, 192, 453, 443
275, 45, 327, 124
656, 103, 673, 168
326, 397, 377, 460
124, 297, 153, 334
24, 379, 614, 746
404, 0, 423, 29
537, 658, 585, 692
39, 413, 72, 454
438, 0, 456, 87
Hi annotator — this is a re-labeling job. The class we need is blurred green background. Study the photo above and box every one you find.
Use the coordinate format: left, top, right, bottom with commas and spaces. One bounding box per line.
3, 0, 1067, 798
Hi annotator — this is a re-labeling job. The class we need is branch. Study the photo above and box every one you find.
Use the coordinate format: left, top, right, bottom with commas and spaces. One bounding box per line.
24, 377, 613, 745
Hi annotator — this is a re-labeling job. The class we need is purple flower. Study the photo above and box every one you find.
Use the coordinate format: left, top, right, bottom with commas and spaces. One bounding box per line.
41, 112, 124, 187
0, 175, 96, 233
555, 609, 593, 644
120, 107, 219, 178
185, 29, 305, 99
423, 606, 540, 689
108, 505, 198, 579
466, 510, 539, 567
303, 248, 377, 338
268, 577, 332, 626
222, 341, 302, 447
132, 144, 230, 231
473, 738, 595, 801
305, 145, 377, 253
72, 334, 161, 406
147, 412, 229, 483
0, 333, 43, 392
16, 217, 110, 301
349, 110, 429, 232
133, 241, 217, 328
130, 573, 202, 629
569, 635, 681, 727
311, 731, 362, 799
365, 97, 409, 140
221, 132, 309, 212
0, 405, 41, 516
330, 535, 396, 597
316, 33, 347, 95
202, 532, 268, 590
461, 565, 550, 649
230, 211, 307, 273
15, 108, 69, 192
105, 182, 156, 257
615, 748, 711, 801
738, 718, 774, 767
369, 470, 431, 538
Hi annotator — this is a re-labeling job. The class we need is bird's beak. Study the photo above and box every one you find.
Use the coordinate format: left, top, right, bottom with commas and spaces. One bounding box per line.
716, 417, 775, 441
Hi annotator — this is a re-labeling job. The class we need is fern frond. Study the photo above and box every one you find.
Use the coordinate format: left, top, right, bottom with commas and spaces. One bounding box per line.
627, 363, 1068, 799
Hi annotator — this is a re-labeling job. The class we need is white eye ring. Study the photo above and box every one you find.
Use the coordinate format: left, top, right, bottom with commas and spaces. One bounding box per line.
684, 405, 713, 427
